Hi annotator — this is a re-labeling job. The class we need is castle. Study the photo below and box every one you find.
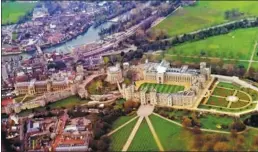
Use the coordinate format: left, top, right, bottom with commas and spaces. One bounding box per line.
118, 60, 211, 107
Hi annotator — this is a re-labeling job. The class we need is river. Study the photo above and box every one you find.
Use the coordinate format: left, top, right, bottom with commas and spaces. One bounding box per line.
2, 11, 131, 61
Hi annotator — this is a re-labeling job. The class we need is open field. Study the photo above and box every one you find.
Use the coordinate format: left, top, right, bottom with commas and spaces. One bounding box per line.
150, 113, 258, 151
139, 83, 184, 93
2, 1, 36, 24
128, 119, 159, 151
251, 62, 258, 71
111, 114, 137, 130
166, 28, 258, 60
149, 114, 192, 151
153, 1, 258, 37
110, 118, 138, 151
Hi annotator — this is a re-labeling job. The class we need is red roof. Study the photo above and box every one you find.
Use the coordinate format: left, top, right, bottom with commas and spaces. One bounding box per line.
1, 98, 14, 106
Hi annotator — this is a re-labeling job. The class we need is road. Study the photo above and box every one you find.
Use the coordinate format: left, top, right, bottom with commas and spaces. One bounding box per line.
246, 42, 258, 75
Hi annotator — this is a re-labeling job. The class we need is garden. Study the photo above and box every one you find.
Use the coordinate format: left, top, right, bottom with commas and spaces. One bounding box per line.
86, 77, 118, 95
139, 83, 184, 93
206, 96, 229, 107
199, 81, 257, 112
212, 88, 234, 97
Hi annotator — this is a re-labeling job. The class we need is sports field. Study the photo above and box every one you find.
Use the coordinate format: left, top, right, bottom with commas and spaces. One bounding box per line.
139, 83, 184, 93
2, 1, 36, 24
153, 1, 258, 37
166, 28, 258, 60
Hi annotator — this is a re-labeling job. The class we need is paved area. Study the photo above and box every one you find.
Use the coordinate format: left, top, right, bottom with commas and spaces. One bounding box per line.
145, 116, 164, 151
122, 116, 144, 151
137, 105, 155, 116
107, 116, 139, 136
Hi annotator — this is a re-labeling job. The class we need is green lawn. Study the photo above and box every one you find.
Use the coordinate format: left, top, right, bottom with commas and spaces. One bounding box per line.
149, 114, 192, 151
251, 62, 258, 71
199, 114, 234, 131
206, 96, 229, 107
212, 87, 235, 97
217, 82, 241, 90
230, 101, 249, 108
110, 118, 138, 151
2, 1, 36, 25
236, 91, 250, 101
166, 28, 258, 60
139, 83, 184, 93
153, 1, 258, 37
253, 43, 258, 61
49, 95, 86, 109
111, 114, 137, 130
150, 113, 258, 151
128, 119, 159, 151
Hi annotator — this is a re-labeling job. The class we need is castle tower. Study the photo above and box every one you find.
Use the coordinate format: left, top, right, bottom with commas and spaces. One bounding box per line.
150, 90, 157, 104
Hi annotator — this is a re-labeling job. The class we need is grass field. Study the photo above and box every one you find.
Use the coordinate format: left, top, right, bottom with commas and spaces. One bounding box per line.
206, 96, 229, 107
153, 1, 258, 37
110, 118, 138, 151
111, 114, 137, 130
48, 95, 86, 109
2, 1, 36, 24
212, 88, 235, 97
139, 83, 184, 93
166, 28, 258, 60
251, 62, 258, 71
128, 119, 159, 151
150, 114, 258, 151
217, 82, 241, 90
149, 114, 193, 151
230, 100, 249, 108
199, 115, 234, 131
236, 91, 250, 101
253, 43, 258, 61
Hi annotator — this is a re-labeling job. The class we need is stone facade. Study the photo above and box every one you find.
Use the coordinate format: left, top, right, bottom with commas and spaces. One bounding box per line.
118, 60, 211, 107
106, 63, 123, 84
15, 79, 71, 96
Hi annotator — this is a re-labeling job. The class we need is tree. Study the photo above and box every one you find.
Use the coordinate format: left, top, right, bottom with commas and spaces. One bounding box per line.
213, 142, 230, 151
182, 117, 192, 128
230, 121, 246, 132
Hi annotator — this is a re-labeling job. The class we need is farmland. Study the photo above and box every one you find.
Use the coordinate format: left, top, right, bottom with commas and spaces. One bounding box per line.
2, 1, 36, 25
153, 1, 258, 37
